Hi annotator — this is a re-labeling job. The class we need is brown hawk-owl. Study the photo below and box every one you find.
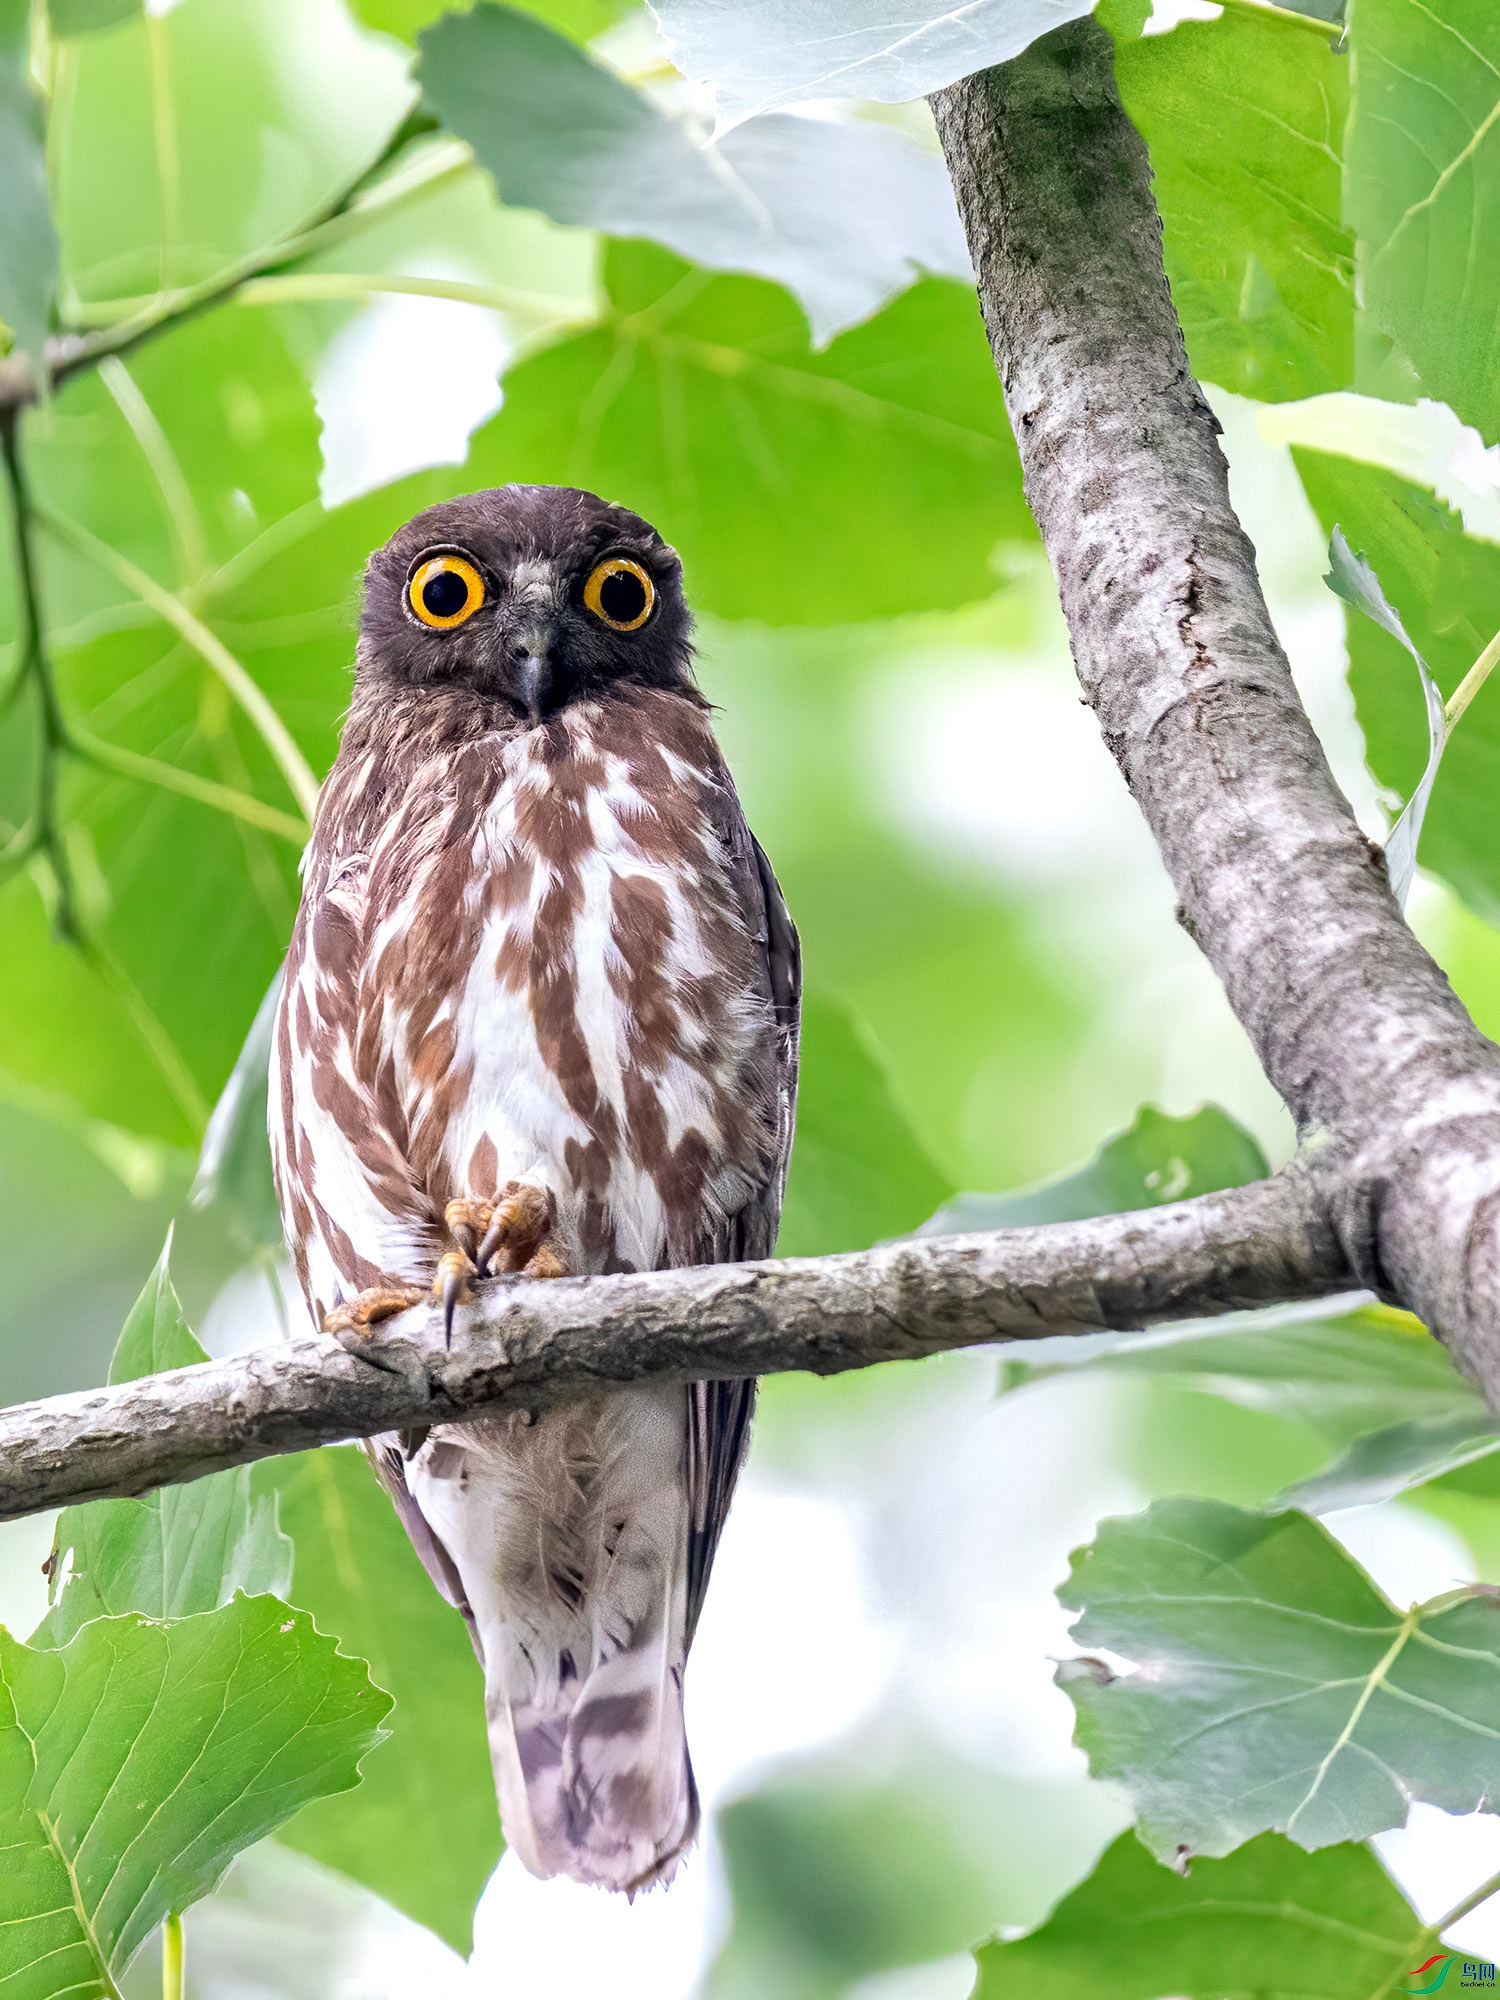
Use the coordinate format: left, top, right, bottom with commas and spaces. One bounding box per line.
269, 485, 800, 1894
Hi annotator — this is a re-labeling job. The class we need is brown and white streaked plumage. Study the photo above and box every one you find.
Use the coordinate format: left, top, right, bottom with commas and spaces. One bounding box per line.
269, 485, 799, 1894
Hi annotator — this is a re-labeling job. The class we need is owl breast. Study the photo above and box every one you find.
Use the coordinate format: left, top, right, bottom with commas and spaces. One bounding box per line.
272, 685, 778, 1324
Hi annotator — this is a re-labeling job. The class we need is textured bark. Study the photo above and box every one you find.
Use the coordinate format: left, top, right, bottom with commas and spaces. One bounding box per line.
0, 1173, 1346, 1521
931, 24, 1500, 1400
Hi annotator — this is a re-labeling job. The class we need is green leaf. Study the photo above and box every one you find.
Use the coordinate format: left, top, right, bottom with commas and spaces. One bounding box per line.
47, 0, 140, 34
0, 0, 58, 371
1325, 523, 1445, 904
265, 1446, 501, 1956
1095, 0, 1149, 40
416, 3, 969, 342
469, 239, 1033, 622
1115, 8, 1354, 402
972, 1829, 1429, 2000
104, 1225, 202, 1378
38, 1237, 293, 1647
1057, 1496, 1500, 1857
776, 993, 952, 1257
1279, 1410, 1500, 1515
1295, 450, 1500, 923
1001, 1302, 1479, 1445
923, 1102, 1267, 1237
1347, 0, 1500, 443
0, 1597, 390, 1994
651, 0, 1095, 126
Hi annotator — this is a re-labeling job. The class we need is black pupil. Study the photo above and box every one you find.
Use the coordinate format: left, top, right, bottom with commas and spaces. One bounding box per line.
422, 567, 470, 619
599, 567, 647, 625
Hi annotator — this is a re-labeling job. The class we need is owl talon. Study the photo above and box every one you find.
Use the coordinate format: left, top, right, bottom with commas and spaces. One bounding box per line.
435, 1250, 474, 1346
522, 1242, 569, 1280
475, 1181, 557, 1275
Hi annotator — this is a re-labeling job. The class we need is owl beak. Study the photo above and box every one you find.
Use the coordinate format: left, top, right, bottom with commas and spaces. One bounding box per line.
508, 628, 557, 723
515, 652, 549, 723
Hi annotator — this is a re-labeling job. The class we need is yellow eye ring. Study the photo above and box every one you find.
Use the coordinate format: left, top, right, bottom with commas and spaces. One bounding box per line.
584, 557, 655, 632
409, 554, 485, 629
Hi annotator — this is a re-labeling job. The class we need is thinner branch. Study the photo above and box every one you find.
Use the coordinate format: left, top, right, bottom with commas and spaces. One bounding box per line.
46, 105, 448, 393
0, 405, 83, 942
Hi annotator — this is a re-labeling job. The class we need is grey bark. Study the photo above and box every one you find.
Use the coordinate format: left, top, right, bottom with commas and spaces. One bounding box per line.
0, 1173, 1345, 1521
930, 23, 1500, 1402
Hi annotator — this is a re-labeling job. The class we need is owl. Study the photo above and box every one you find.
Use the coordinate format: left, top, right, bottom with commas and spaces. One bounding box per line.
269, 485, 800, 1894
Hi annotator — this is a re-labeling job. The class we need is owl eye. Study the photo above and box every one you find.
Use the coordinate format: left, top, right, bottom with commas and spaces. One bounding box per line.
409, 554, 485, 629
584, 557, 654, 632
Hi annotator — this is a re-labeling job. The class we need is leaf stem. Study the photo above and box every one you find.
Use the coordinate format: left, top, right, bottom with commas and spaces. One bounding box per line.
161, 1912, 183, 2000
1213, 0, 1343, 39
98, 355, 210, 587
233, 270, 592, 323
1444, 626, 1500, 737
73, 729, 308, 844
1435, 1861, 1500, 1938
38, 506, 321, 821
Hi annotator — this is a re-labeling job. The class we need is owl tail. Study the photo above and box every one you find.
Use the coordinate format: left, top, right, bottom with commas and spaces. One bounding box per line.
488, 1600, 699, 1894
402, 1389, 699, 1894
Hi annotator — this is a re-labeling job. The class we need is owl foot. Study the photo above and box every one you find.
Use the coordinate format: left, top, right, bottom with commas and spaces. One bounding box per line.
323, 1284, 426, 1335
521, 1241, 569, 1280
475, 1182, 558, 1276
436, 1184, 565, 1343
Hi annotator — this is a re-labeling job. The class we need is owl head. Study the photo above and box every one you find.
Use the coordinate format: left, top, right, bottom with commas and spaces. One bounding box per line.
356, 485, 695, 721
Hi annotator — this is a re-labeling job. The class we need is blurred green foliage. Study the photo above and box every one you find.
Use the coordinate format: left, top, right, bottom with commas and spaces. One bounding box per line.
0, 0, 1499, 1990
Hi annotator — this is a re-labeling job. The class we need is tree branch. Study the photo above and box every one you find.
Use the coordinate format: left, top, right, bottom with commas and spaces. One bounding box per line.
930, 23, 1500, 1404
5, 19, 1489, 1517
0, 1173, 1348, 1521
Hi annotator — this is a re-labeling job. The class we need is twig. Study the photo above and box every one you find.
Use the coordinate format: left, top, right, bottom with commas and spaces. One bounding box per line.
45, 110, 451, 392
0, 407, 83, 942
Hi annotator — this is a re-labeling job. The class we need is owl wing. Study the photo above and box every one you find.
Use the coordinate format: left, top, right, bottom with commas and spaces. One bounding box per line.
685, 789, 801, 1641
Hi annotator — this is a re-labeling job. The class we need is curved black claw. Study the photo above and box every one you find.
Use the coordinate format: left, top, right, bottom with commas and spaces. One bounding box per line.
435, 1251, 471, 1350
475, 1214, 504, 1275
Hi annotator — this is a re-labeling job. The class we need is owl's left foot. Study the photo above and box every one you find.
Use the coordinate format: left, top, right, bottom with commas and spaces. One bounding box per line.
436, 1185, 565, 1342
323, 1283, 426, 1335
